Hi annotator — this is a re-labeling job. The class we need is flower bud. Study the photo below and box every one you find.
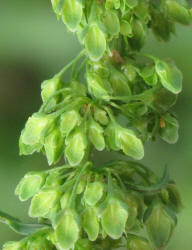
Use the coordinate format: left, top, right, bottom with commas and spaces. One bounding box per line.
84, 181, 104, 206
44, 127, 64, 165
101, 197, 128, 239
155, 60, 183, 94
85, 24, 106, 61
21, 113, 53, 146
15, 172, 46, 201
55, 209, 80, 249
110, 68, 131, 96
103, 10, 120, 35
29, 189, 60, 218
166, 0, 192, 25
83, 207, 100, 241
62, 0, 83, 32
159, 114, 179, 144
60, 110, 81, 137
89, 117, 105, 151
2, 241, 25, 250
65, 127, 87, 166
144, 202, 176, 249
87, 72, 112, 100
127, 235, 153, 250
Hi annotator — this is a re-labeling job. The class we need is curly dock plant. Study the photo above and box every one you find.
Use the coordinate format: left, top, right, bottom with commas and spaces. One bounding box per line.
1, 0, 192, 249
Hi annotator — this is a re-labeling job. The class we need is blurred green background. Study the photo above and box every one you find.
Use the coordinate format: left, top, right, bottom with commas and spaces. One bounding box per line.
0, 1, 192, 249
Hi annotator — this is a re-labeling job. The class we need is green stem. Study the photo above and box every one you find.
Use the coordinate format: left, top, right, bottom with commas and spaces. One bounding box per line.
56, 50, 86, 78
68, 162, 91, 208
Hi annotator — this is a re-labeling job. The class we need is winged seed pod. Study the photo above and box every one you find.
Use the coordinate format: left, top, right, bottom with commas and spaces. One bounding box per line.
15, 172, 46, 201
101, 197, 128, 239
127, 235, 153, 250
20, 113, 53, 146
65, 127, 87, 166
83, 207, 100, 241
88, 117, 105, 151
60, 110, 81, 137
55, 209, 80, 249
85, 24, 106, 61
84, 181, 104, 206
62, 0, 83, 32
144, 202, 176, 249
29, 189, 60, 218
2, 241, 25, 250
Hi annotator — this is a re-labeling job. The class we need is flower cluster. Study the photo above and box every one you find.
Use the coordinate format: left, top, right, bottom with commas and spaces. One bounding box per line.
1, 0, 191, 249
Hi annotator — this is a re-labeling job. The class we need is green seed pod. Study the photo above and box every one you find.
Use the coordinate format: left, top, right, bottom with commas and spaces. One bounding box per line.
166, 0, 192, 25
2, 241, 25, 250
29, 189, 60, 218
139, 65, 158, 86
83, 207, 100, 241
155, 60, 183, 94
129, 19, 146, 50
159, 114, 179, 144
144, 202, 176, 249
55, 209, 80, 250
27, 236, 54, 250
125, 194, 139, 230
103, 10, 120, 35
161, 184, 183, 213
85, 24, 106, 61
21, 113, 52, 146
60, 110, 81, 137
87, 73, 112, 100
89, 117, 105, 151
65, 127, 87, 166
44, 127, 64, 165
44, 169, 63, 188
19, 137, 42, 155
60, 189, 71, 210
153, 88, 177, 112
15, 172, 46, 201
105, 122, 120, 151
101, 197, 128, 239
84, 181, 104, 206
122, 64, 137, 82
105, 0, 120, 9
120, 20, 133, 37
41, 77, 61, 108
117, 127, 144, 160
110, 68, 131, 96
62, 0, 83, 32
127, 235, 153, 250
94, 106, 109, 126
126, 0, 138, 8
75, 239, 93, 250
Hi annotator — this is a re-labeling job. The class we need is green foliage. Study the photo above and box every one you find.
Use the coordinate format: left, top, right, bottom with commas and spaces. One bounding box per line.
1, 0, 191, 249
